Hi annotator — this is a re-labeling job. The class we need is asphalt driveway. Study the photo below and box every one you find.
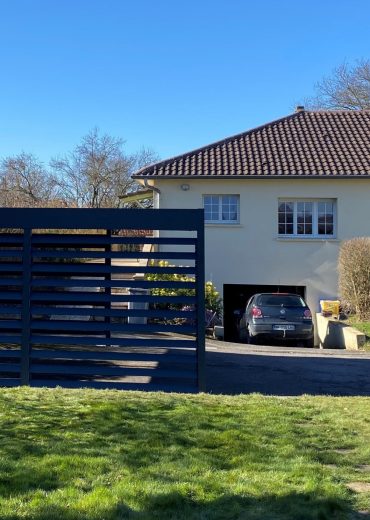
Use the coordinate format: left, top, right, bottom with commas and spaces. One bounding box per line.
206, 339, 370, 396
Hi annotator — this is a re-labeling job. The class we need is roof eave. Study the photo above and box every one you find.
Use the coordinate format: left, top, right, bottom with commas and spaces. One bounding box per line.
132, 174, 370, 180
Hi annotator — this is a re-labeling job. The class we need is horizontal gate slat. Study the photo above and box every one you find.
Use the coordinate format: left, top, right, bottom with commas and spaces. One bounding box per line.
31, 235, 197, 246
0, 251, 23, 258
32, 250, 196, 260
30, 380, 198, 392
0, 264, 24, 272
0, 276, 22, 287
0, 350, 21, 358
31, 349, 196, 362
0, 378, 21, 387
0, 320, 23, 329
31, 306, 196, 319
31, 264, 195, 275
31, 320, 196, 335
31, 335, 197, 349
0, 279, 23, 287
31, 292, 196, 305
0, 292, 22, 301
0, 234, 24, 244
31, 364, 196, 378
0, 363, 21, 373
0, 335, 22, 344
31, 279, 196, 290
0, 307, 22, 315
0, 208, 203, 230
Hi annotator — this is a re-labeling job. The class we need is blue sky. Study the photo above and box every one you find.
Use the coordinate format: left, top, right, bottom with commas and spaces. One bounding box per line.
0, 0, 369, 165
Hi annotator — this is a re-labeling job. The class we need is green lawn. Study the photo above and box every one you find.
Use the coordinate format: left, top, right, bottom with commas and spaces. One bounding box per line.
351, 322, 370, 337
0, 389, 369, 519
348, 318, 370, 351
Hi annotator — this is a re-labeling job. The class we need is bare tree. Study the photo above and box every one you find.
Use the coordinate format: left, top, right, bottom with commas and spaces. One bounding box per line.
51, 129, 158, 208
0, 153, 59, 207
304, 60, 370, 110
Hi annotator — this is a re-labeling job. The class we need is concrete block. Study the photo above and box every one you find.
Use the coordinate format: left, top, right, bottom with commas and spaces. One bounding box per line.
342, 327, 366, 350
316, 313, 366, 350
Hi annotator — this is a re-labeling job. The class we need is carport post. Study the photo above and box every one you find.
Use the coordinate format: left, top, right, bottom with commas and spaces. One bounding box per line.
21, 228, 32, 385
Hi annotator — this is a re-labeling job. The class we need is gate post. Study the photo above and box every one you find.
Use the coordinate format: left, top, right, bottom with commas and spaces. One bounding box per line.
105, 229, 112, 344
21, 229, 32, 385
196, 222, 206, 392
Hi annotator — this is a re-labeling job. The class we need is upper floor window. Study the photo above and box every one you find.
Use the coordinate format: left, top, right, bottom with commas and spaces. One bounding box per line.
278, 199, 336, 238
203, 195, 240, 224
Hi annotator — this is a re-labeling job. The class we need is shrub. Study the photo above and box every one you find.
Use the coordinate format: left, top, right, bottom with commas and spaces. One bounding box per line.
205, 281, 223, 319
338, 237, 370, 320
146, 261, 223, 319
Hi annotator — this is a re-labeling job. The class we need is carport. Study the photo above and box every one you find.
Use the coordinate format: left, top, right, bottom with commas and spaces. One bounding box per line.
223, 284, 306, 341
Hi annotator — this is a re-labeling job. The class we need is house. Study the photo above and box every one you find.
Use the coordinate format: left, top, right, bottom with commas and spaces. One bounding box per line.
132, 108, 370, 342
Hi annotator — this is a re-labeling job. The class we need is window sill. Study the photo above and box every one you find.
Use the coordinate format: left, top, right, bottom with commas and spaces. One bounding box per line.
276, 236, 339, 242
205, 223, 243, 228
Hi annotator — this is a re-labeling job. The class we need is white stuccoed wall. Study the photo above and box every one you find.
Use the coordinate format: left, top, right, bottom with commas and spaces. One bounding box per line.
149, 177, 370, 321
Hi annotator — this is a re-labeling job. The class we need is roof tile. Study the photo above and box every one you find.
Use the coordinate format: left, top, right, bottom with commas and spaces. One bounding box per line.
133, 110, 370, 178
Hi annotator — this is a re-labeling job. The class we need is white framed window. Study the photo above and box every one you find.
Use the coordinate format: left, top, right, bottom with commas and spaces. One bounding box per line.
203, 195, 240, 224
278, 199, 336, 238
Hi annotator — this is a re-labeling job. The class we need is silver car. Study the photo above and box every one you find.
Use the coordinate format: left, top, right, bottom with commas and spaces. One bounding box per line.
239, 293, 314, 347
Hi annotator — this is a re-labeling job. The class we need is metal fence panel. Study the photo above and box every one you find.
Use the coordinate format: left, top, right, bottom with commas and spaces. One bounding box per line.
0, 209, 205, 392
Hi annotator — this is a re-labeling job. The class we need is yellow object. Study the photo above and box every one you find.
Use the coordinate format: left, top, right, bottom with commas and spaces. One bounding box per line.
320, 300, 340, 317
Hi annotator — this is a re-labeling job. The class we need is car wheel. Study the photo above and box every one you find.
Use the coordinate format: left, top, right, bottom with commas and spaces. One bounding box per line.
246, 326, 256, 344
239, 326, 249, 343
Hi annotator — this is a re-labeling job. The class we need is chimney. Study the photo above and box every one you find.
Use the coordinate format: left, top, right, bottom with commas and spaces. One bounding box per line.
295, 105, 305, 112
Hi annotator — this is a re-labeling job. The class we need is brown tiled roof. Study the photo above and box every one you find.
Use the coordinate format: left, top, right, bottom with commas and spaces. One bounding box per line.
133, 110, 370, 178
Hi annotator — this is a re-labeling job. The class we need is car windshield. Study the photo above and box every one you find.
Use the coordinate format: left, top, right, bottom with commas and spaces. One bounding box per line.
257, 294, 306, 307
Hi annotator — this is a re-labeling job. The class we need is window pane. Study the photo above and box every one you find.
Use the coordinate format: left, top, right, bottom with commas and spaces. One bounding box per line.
318, 223, 326, 235
221, 195, 239, 221
204, 195, 220, 221
278, 201, 294, 234
317, 201, 334, 235
285, 202, 293, 213
326, 223, 333, 235
305, 203, 313, 222
297, 201, 313, 234
326, 214, 333, 224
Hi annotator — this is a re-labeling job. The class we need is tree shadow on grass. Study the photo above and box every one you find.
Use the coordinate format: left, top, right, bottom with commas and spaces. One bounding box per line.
8, 491, 368, 520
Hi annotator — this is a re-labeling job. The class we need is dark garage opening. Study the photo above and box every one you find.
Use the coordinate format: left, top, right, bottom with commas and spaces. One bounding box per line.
223, 284, 306, 342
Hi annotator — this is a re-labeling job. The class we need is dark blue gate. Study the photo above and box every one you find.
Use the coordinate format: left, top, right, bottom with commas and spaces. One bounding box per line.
0, 208, 205, 392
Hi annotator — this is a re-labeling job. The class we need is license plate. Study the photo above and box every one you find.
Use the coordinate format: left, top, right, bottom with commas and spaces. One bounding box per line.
273, 324, 295, 331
